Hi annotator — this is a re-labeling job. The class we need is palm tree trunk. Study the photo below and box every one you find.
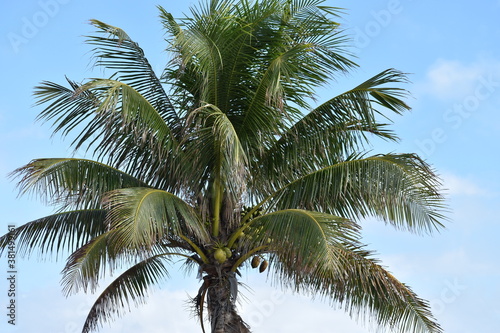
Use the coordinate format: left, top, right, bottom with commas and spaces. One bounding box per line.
206, 274, 251, 333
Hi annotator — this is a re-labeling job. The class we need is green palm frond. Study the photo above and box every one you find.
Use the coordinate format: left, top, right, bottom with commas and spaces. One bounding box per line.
277, 1, 355, 91
290, 245, 443, 333
264, 154, 445, 233
34, 78, 180, 190
34, 78, 100, 148
308, 69, 410, 131
167, 0, 238, 106
239, 44, 311, 142
61, 231, 116, 295
254, 120, 396, 191
75, 78, 180, 188
186, 104, 248, 197
103, 187, 209, 250
81, 255, 173, 333
0, 210, 106, 258
243, 206, 442, 333
11, 158, 148, 210
75, 78, 175, 145
282, 0, 339, 27
61, 230, 185, 298
87, 19, 180, 129
296, 68, 408, 137
158, 6, 181, 37
253, 69, 409, 187
242, 209, 360, 270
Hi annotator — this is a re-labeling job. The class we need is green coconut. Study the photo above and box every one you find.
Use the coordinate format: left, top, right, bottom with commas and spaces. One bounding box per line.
223, 247, 232, 259
214, 248, 227, 263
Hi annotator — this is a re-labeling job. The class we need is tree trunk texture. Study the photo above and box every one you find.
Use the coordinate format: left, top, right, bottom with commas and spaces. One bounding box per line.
206, 275, 251, 333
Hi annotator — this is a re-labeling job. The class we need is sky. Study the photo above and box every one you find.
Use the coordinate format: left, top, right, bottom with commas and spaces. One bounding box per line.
1, 0, 499, 332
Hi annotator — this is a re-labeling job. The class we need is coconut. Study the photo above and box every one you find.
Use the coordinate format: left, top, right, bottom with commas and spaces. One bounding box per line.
251, 256, 261, 268
214, 248, 227, 263
223, 247, 232, 259
259, 260, 268, 273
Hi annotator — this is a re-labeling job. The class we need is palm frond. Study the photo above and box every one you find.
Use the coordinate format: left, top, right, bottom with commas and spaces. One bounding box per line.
166, 2, 234, 105
240, 43, 312, 141
252, 69, 409, 189
264, 153, 446, 234
158, 6, 181, 38
185, 104, 248, 202
82, 254, 173, 333
244, 209, 360, 271
87, 19, 180, 130
306, 69, 410, 134
34, 77, 181, 190
34, 78, 100, 147
75, 78, 179, 188
254, 120, 396, 193
61, 231, 115, 295
234, 1, 355, 156
11, 158, 148, 210
0, 210, 106, 259
75, 78, 174, 146
278, 0, 355, 85
280, 244, 443, 333
103, 187, 209, 251
61, 231, 186, 298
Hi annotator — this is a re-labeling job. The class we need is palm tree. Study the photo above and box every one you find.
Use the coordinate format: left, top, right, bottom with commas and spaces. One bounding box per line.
1, 0, 446, 332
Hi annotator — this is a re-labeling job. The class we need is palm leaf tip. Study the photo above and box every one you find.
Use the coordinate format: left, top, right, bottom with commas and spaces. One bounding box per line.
88, 19, 131, 42
0, 210, 107, 259
82, 255, 171, 333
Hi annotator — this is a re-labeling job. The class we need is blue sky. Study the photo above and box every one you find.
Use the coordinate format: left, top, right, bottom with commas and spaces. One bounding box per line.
1, 0, 499, 332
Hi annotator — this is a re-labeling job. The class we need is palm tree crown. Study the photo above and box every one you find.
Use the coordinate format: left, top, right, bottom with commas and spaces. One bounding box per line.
1, 1, 446, 332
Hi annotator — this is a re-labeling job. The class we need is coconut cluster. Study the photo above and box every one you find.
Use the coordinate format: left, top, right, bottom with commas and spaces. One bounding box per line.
251, 256, 268, 273
213, 246, 232, 263
240, 206, 263, 220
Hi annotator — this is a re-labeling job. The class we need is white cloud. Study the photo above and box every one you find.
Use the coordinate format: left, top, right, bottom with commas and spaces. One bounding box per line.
418, 58, 500, 100
6, 272, 375, 333
433, 247, 497, 276
237, 276, 372, 333
426, 60, 482, 98
441, 173, 488, 196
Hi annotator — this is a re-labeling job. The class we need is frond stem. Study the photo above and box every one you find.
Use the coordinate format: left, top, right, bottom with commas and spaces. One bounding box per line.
180, 235, 209, 264
226, 217, 257, 249
230, 245, 268, 272
212, 176, 222, 237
